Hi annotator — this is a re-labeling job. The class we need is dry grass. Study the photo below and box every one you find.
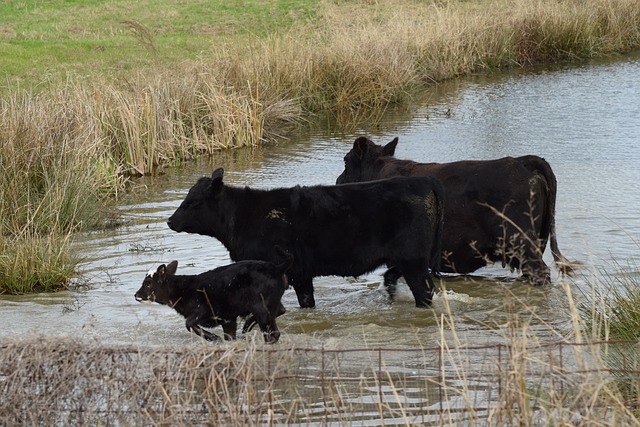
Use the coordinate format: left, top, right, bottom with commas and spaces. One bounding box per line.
4, 0, 640, 182
2, 283, 640, 425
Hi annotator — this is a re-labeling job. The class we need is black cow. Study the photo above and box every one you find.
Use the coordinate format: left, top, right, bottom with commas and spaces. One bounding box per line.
134, 247, 293, 343
168, 168, 444, 308
336, 136, 573, 285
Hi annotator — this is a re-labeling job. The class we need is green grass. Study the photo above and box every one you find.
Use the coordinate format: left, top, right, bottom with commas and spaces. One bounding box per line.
580, 264, 640, 342
0, 0, 317, 87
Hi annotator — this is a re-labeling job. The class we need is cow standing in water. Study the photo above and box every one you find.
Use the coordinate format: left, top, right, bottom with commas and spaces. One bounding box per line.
336, 136, 573, 285
168, 168, 444, 308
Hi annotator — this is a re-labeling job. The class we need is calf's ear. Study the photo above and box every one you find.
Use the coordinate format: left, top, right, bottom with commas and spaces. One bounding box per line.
166, 260, 178, 275
211, 168, 224, 181
157, 264, 167, 282
383, 137, 399, 156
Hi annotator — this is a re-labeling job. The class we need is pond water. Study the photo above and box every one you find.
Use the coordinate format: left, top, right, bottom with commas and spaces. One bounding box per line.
2, 52, 640, 352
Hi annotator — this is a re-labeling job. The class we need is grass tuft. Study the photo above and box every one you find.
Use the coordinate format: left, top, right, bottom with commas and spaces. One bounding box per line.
579, 262, 640, 408
0, 229, 78, 294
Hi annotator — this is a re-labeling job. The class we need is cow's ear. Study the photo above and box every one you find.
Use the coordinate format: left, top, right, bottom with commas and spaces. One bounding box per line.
211, 168, 224, 193
211, 168, 224, 181
166, 260, 178, 276
383, 137, 398, 156
353, 136, 369, 160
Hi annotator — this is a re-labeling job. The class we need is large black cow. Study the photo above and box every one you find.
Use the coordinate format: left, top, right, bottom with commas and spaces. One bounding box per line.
336, 136, 573, 285
168, 168, 444, 308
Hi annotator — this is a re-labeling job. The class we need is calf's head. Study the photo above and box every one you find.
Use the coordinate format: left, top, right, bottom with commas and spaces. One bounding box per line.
135, 261, 178, 305
336, 136, 398, 184
167, 168, 225, 235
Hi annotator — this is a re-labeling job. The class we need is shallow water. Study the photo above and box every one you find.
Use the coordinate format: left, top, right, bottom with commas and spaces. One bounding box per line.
2, 52, 640, 350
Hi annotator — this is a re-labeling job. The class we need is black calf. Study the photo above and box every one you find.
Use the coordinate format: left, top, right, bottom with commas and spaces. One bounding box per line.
134, 248, 293, 343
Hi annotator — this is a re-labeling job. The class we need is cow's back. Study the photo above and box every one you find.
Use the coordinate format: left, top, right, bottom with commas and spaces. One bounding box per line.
402, 157, 551, 271
290, 176, 443, 277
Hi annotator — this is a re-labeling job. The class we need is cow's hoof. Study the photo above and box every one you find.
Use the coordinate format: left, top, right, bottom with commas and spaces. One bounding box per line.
298, 295, 316, 308
415, 300, 432, 308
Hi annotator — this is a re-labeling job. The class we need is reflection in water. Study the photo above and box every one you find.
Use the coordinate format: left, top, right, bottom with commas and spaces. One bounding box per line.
1, 53, 639, 352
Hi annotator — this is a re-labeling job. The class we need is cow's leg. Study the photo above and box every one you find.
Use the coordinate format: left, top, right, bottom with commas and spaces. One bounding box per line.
521, 257, 551, 286
291, 274, 315, 308
397, 263, 434, 308
383, 267, 402, 302
516, 234, 551, 286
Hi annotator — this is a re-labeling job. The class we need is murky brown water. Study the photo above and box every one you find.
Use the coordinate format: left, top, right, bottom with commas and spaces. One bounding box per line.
2, 52, 640, 351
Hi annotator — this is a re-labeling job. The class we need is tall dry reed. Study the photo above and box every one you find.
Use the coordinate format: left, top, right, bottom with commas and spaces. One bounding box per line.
3, 0, 640, 188
435, 280, 640, 425
2, 281, 639, 425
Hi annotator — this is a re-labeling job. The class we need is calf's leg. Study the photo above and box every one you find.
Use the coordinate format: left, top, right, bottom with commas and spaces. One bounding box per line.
250, 308, 280, 344
221, 319, 238, 340
185, 316, 220, 341
242, 302, 286, 334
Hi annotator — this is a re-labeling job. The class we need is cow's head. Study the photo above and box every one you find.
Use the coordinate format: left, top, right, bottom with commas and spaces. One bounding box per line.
167, 168, 225, 235
135, 261, 179, 305
336, 136, 398, 184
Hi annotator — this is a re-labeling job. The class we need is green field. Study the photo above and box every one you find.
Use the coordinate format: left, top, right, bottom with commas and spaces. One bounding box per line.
0, 0, 316, 85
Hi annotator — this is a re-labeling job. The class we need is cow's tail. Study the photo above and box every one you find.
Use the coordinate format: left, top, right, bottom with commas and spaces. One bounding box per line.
531, 157, 574, 276
274, 245, 295, 274
430, 181, 445, 276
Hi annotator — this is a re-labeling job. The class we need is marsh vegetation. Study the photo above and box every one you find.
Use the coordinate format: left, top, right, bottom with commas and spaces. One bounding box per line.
2, 2, 640, 421
2, 0, 640, 293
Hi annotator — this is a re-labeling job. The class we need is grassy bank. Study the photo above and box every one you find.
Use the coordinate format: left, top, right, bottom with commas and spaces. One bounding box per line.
1, 0, 640, 293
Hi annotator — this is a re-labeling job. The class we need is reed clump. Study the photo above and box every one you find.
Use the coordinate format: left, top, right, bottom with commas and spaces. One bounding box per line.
0, 86, 110, 293
0, 230, 78, 294
436, 281, 640, 425
0, 71, 301, 293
